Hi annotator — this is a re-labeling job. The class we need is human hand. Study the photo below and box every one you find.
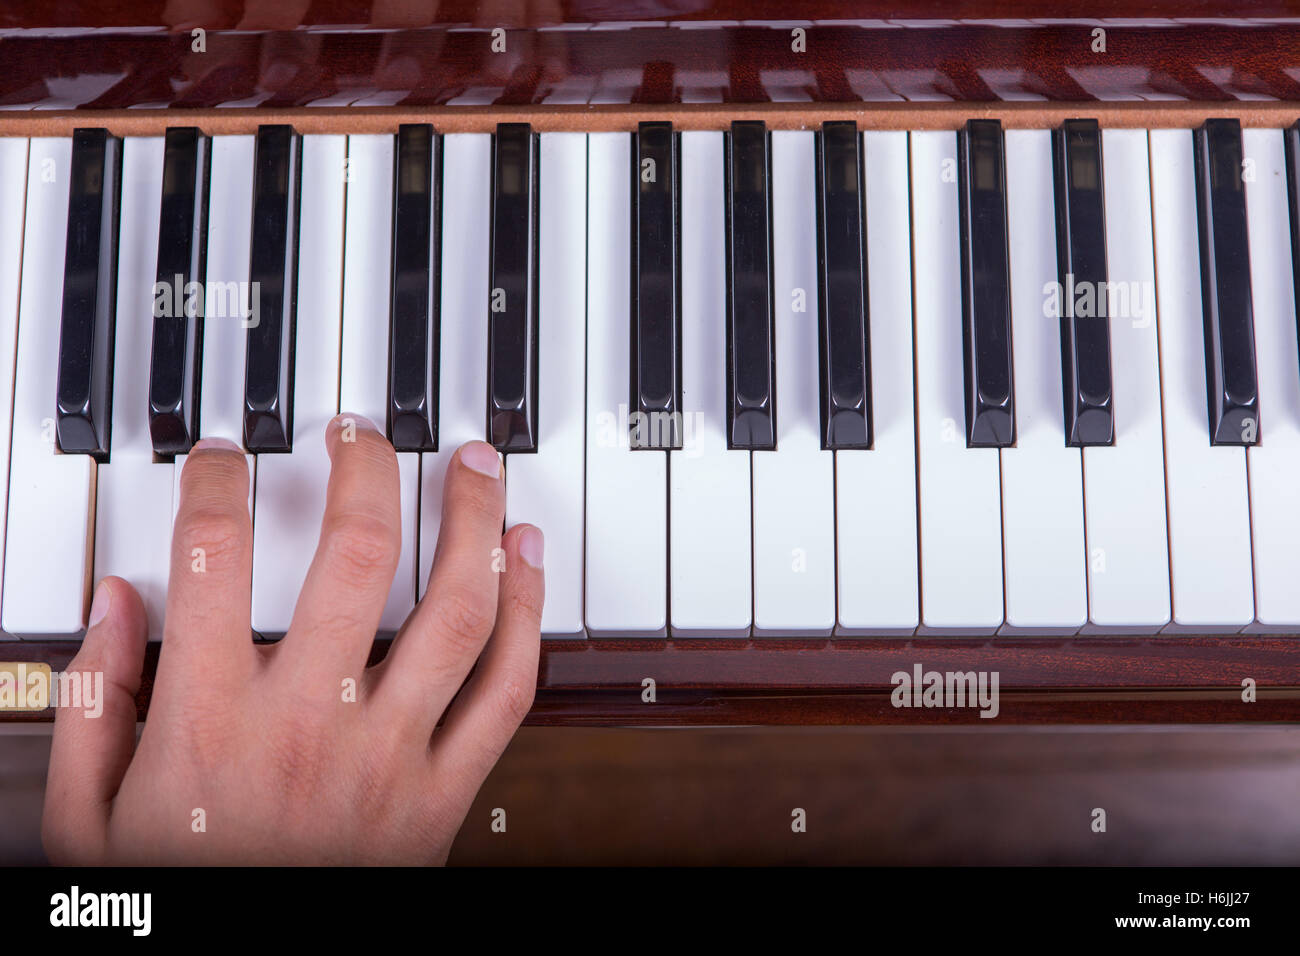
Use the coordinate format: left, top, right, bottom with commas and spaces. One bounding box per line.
42, 416, 544, 864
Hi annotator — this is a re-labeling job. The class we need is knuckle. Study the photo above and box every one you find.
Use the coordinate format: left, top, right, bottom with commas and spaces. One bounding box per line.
66, 646, 106, 677
174, 507, 248, 569
435, 581, 497, 654
321, 512, 399, 581
448, 474, 503, 526
504, 582, 544, 627
493, 669, 537, 726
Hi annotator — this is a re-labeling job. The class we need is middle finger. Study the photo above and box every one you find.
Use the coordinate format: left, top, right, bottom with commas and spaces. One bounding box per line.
274, 415, 403, 694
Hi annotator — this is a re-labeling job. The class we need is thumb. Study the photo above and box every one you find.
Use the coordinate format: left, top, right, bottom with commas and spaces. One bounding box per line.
42, 576, 148, 862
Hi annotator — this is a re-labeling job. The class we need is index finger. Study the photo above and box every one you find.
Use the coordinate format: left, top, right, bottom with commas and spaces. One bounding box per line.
158, 438, 256, 689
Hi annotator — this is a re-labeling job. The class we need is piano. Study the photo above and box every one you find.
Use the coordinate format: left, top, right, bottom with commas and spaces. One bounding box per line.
1, 2, 1299, 725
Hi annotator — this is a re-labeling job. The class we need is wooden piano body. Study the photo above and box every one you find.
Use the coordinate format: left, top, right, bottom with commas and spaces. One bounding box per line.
0, 2, 1298, 725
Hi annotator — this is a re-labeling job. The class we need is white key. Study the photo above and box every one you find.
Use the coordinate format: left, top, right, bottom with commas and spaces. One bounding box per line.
2, 138, 95, 637
910, 131, 1004, 635
668, 131, 752, 637
505, 133, 587, 638
753, 131, 835, 637
1149, 129, 1254, 632
1080, 129, 1171, 634
174, 136, 257, 590
251, 136, 346, 636
419, 134, 492, 596
199, 135, 254, 445
337, 133, 419, 632
179, 135, 257, 567
998, 131, 1087, 635
0, 139, 28, 639
1243, 129, 1300, 632
585, 133, 667, 637
93, 136, 174, 640
835, 131, 918, 636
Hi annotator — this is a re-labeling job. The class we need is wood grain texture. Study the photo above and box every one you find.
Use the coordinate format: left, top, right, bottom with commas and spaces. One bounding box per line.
2, 638, 1297, 725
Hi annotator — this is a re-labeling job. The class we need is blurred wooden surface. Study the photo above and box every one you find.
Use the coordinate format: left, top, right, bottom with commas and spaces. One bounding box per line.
3, 727, 1299, 865
448, 727, 1300, 865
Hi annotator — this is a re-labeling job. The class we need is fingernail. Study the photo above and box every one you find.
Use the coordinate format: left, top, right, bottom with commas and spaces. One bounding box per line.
460, 441, 502, 478
88, 580, 111, 629
192, 437, 241, 453
519, 526, 544, 569
333, 412, 378, 433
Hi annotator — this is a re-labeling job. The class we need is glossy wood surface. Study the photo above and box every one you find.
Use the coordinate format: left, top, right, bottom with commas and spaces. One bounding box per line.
2, 638, 1297, 724
2, 13, 1300, 109
11, 2, 1300, 29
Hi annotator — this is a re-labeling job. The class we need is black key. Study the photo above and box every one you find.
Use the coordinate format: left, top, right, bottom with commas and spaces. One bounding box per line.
1051, 119, 1114, 447
957, 118, 1015, 448
1285, 122, 1300, 374
1194, 118, 1260, 446
487, 122, 538, 453
149, 128, 210, 455
389, 124, 440, 452
630, 120, 682, 450
724, 120, 776, 450
56, 128, 122, 459
243, 124, 301, 453
814, 121, 871, 450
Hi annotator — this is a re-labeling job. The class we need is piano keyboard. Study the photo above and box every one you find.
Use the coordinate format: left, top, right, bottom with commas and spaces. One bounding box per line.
1, 118, 1299, 643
